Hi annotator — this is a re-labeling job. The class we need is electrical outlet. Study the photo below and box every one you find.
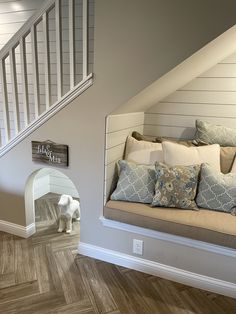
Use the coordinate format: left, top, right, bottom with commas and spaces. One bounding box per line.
133, 239, 143, 255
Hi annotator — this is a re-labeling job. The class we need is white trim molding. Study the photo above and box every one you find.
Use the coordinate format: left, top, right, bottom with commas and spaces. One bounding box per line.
0, 220, 35, 238
100, 217, 236, 258
78, 242, 236, 298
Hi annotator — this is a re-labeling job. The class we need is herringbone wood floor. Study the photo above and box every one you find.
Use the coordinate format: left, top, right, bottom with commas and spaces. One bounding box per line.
0, 193, 236, 313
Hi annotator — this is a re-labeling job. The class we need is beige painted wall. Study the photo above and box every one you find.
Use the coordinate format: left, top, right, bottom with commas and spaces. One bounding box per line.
1, 0, 236, 279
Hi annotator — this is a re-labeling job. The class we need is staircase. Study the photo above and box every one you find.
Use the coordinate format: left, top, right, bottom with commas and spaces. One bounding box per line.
0, 0, 93, 156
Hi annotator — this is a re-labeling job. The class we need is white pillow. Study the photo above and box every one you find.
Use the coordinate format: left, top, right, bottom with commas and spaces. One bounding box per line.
162, 141, 221, 171
125, 136, 163, 165
231, 155, 236, 173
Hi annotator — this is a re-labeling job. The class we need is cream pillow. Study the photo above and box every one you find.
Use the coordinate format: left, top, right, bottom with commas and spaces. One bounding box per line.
162, 141, 221, 171
125, 136, 163, 165
231, 155, 236, 173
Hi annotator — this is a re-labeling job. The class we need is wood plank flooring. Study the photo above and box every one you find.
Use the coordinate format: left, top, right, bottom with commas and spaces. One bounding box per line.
0, 193, 236, 313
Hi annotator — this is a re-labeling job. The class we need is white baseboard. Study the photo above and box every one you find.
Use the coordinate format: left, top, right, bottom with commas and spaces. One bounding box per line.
0, 220, 35, 238
78, 242, 236, 299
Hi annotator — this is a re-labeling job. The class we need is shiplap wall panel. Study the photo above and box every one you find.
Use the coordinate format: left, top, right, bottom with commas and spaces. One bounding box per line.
181, 78, 236, 91
144, 125, 195, 140
0, 0, 41, 49
105, 143, 125, 165
147, 102, 236, 118
145, 113, 236, 129
200, 64, 236, 78
144, 50, 236, 139
106, 125, 143, 150
104, 112, 144, 204
0, 0, 94, 146
163, 91, 236, 105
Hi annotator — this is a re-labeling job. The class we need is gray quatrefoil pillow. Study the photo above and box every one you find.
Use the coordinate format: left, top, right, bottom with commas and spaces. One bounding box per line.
196, 163, 236, 214
194, 119, 236, 146
110, 160, 156, 204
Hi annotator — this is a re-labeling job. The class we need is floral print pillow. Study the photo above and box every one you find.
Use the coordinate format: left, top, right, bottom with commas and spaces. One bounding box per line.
152, 163, 200, 210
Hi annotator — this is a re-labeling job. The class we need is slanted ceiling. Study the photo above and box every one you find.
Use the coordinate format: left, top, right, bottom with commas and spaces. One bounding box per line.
114, 24, 236, 115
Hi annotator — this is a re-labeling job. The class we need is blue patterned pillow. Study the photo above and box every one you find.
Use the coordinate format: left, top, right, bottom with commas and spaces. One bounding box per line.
196, 163, 236, 213
110, 160, 156, 204
152, 162, 200, 209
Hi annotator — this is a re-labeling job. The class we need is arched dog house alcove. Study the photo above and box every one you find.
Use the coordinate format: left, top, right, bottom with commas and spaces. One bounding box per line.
24, 167, 79, 236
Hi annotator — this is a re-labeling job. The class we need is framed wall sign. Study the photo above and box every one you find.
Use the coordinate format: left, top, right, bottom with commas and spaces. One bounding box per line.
32, 140, 69, 167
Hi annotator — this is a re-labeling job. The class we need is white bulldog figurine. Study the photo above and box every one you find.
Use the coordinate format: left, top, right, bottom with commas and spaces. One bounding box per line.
57, 194, 80, 234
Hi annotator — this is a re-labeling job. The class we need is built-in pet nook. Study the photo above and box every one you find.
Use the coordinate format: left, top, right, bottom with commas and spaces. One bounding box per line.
25, 168, 80, 238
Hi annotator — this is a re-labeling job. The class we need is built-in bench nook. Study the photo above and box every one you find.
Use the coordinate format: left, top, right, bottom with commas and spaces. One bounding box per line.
104, 110, 236, 251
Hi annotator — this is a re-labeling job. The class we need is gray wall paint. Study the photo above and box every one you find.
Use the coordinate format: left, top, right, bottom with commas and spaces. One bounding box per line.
1, 0, 236, 279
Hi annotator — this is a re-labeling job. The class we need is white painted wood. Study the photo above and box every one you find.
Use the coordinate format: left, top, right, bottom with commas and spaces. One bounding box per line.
0, 0, 55, 60
34, 174, 50, 200
144, 125, 195, 139
0, 74, 93, 157
0, 0, 94, 147
0, 0, 40, 14
69, 0, 75, 88
55, 0, 62, 99
200, 63, 236, 78
220, 51, 236, 64
104, 113, 145, 203
107, 112, 144, 133
0, 220, 35, 238
0, 58, 10, 142
145, 49, 236, 140
20, 37, 29, 126
144, 113, 236, 129
79, 242, 236, 298
104, 177, 114, 201
0, 11, 35, 25
82, 0, 87, 78
146, 102, 236, 118
163, 90, 236, 105
43, 12, 50, 110
9, 48, 20, 133
181, 77, 236, 91
105, 159, 118, 182
106, 125, 143, 150
105, 143, 125, 165
31, 24, 40, 117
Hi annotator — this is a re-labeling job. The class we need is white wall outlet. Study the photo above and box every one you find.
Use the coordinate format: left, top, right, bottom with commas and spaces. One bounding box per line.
133, 239, 143, 255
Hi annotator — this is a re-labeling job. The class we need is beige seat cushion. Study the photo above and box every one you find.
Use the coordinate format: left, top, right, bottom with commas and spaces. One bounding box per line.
104, 200, 236, 249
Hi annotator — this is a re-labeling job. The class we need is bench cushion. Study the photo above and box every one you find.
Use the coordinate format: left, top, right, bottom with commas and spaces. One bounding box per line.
104, 200, 236, 249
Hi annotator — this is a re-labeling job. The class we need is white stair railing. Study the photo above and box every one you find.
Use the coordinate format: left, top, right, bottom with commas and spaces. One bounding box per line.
0, 0, 93, 155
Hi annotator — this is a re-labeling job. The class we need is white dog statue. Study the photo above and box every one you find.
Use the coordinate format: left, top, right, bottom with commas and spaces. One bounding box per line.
57, 194, 80, 234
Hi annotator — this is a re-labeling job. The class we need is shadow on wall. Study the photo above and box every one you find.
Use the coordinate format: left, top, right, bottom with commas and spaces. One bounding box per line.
24, 168, 80, 236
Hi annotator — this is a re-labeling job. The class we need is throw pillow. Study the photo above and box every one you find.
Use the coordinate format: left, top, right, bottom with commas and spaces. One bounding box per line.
125, 135, 163, 165
162, 141, 221, 171
110, 160, 156, 204
152, 163, 200, 209
230, 154, 236, 173
131, 131, 158, 143
132, 131, 194, 146
220, 147, 236, 174
194, 119, 236, 147
196, 163, 236, 214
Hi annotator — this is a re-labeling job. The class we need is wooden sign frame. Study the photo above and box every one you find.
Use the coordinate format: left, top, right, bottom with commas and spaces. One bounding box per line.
32, 141, 69, 167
